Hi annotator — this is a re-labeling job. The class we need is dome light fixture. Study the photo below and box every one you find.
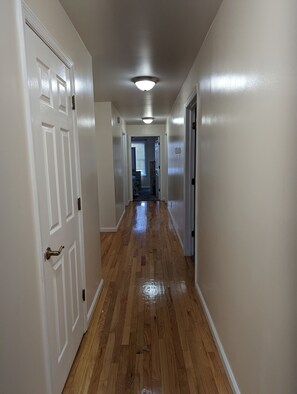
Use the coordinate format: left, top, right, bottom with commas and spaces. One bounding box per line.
142, 117, 154, 124
132, 76, 159, 91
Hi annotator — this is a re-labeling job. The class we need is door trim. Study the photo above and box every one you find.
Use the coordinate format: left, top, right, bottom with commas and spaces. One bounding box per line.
22, 3, 73, 68
20, 3, 87, 391
184, 90, 197, 256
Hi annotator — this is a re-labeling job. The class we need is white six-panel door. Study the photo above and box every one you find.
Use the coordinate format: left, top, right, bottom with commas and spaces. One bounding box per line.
25, 24, 84, 394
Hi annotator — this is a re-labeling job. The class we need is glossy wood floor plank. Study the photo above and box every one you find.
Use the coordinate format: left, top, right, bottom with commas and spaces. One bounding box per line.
63, 201, 232, 394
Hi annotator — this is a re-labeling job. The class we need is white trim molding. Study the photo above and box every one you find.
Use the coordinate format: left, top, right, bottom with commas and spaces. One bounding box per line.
87, 279, 104, 323
116, 208, 126, 230
195, 283, 241, 394
22, 2, 73, 68
100, 227, 117, 233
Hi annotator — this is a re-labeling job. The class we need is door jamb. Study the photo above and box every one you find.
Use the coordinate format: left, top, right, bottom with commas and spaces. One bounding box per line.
194, 83, 200, 285
184, 90, 197, 257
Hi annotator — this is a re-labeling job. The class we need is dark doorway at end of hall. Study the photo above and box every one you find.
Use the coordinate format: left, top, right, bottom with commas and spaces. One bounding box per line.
131, 136, 160, 202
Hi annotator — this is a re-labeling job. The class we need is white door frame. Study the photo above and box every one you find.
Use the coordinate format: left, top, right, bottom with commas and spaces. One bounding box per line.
184, 85, 201, 285
194, 83, 201, 285
20, 3, 87, 391
184, 90, 197, 257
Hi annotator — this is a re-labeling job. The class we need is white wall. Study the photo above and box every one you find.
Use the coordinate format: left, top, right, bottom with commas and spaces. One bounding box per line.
95, 102, 126, 230
127, 124, 167, 202
111, 104, 125, 223
95, 102, 116, 229
166, 114, 185, 244
0, 0, 102, 392
167, 0, 297, 393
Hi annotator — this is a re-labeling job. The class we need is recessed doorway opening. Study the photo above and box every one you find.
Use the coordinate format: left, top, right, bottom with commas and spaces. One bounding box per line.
131, 136, 160, 202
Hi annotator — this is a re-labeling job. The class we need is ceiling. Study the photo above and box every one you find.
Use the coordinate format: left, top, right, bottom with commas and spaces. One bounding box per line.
60, 0, 222, 124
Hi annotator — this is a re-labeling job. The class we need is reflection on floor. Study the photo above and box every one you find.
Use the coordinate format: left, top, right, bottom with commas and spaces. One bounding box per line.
63, 201, 232, 393
133, 187, 158, 202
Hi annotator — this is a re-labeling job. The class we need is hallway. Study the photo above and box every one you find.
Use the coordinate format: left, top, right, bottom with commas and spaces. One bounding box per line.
63, 202, 231, 393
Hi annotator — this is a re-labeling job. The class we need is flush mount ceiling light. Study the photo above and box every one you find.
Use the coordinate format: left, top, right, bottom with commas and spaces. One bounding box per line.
142, 117, 154, 124
132, 76, 159, 91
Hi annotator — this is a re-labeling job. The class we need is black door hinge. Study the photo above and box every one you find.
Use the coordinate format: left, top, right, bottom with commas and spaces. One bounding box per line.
77, 197, 81, 211
192, 121, 196, 130
72, 95, 76, 110
191, 178, 195, 186
191, 230, 195, 237
82, 289, 86, 302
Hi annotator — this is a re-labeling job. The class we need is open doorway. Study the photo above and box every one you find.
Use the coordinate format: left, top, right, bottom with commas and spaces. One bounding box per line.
131, 136, 160, 201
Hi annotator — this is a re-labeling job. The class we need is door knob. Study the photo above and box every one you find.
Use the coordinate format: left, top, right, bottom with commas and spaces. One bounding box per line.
44, 245, 64, 261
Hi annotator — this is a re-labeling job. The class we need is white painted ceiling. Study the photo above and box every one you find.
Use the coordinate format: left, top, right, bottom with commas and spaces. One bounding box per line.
60, 0, 222, 124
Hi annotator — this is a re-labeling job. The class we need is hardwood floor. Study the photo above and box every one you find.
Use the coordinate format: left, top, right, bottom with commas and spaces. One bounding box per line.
63, 201, 232, 394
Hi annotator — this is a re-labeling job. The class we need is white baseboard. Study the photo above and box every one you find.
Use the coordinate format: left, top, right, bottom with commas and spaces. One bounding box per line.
100, 227, 117, 232
168, 207, 184, 250
87, 279, 104, 323
195, 283, 240, 394
116, 208, 125, 230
